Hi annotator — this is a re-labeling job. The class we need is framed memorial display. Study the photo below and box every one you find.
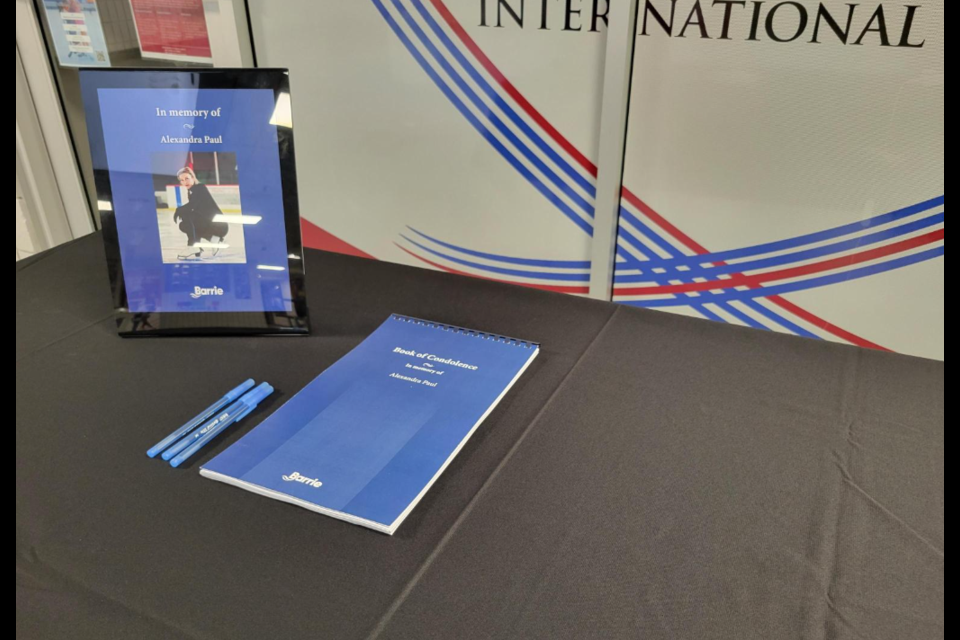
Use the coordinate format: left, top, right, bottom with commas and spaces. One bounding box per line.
80, 68, 310, 336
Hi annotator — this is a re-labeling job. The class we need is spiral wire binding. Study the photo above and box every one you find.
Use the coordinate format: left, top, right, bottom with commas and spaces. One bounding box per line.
390, 314, 539, 349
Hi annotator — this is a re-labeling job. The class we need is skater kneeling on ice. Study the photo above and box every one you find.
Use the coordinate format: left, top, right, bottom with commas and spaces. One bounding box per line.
173, 167, 229, 260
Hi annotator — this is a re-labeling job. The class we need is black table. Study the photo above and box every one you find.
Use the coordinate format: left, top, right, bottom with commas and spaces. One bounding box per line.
17, 234, 944, 640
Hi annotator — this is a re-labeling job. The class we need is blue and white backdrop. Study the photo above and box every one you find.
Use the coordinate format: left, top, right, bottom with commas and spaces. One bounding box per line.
248, 0, 943, 360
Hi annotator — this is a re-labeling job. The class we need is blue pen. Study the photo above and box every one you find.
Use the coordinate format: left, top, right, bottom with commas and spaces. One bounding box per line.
168, 383, 275, 468
162, 382, 273, 463
147, 379, 256, 458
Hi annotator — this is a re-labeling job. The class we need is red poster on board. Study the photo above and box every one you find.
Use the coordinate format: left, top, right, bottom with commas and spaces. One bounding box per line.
129, 0, 212, 63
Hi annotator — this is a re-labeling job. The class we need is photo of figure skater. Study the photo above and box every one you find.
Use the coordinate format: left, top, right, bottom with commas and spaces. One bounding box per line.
152, 152, 248, 264
173, 166, 230, 260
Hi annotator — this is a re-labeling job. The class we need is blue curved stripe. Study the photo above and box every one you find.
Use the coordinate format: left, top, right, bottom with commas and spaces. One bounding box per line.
371, 0, 593, 236
375, 0, 856, 339
710, 301, 772, 331
400, 0, 808, 333
618, 208, 689, 263
620, 247, 944, 308
613, 211, 800, 332
735, 300, 820, 338
616, 219, 817, 334
614, 212, 944, 283
409, 0, 597, 198
616, 213, 856, 337
408, 228, 591, 269
391, 0, 595, 221
374, 1, 738, 326
613, 243, 775, 332
400, 235, 591, 281
688, 303, 724, 323
618, 196, 944, 272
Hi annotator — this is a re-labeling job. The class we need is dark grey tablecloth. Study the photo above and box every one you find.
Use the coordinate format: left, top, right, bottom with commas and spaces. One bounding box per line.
17, 233, 944, 640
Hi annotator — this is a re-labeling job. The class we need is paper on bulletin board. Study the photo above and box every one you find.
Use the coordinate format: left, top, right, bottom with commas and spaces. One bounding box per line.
129, 0, 213, 64
42, 0, 111, 68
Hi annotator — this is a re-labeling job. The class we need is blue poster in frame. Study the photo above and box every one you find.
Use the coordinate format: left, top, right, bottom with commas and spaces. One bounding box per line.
80, 69, 310, 336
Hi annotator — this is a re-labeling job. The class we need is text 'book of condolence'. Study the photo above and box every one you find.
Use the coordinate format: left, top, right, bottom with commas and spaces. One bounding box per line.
201, 314, 539, 535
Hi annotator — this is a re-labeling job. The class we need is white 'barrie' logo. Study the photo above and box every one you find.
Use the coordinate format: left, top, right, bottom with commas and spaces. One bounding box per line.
190, 286, 225, 299
282, 472, 323, 489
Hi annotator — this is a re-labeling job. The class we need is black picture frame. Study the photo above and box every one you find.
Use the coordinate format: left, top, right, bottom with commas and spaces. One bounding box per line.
80, 68, 310, 337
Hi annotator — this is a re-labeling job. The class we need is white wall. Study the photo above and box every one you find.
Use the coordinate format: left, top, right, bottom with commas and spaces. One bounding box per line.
16, 38, 33, 262
16, 196, 34, 262
16, 172, 29, 260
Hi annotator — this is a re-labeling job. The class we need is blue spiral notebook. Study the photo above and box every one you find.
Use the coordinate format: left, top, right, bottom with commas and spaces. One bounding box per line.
201, 315, 539, 535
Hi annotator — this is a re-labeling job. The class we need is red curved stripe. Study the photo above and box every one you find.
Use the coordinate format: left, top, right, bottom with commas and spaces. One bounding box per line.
428, 0, 599, 177
763, 296, 890, 351
428, 0, 893, 351
301, 219, 376, 259
614, 230, 943, 296
396, 244, 590, 295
